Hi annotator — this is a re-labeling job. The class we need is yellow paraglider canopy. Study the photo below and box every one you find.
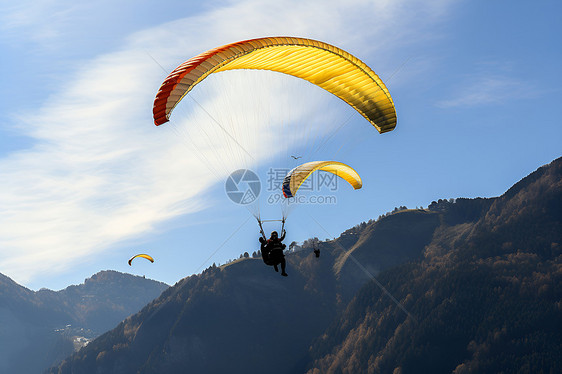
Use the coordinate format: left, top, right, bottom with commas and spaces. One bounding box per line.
153, 37, 396, 133
128, 254, 154, 266
282, 161, 362, 198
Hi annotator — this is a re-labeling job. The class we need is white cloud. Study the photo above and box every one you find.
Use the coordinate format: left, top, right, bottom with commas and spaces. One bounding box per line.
0, 0, 455, 285
435, 74, 539, 108
0, 0, 86, 46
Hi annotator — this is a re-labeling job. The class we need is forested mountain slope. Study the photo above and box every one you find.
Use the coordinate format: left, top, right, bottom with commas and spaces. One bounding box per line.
0, 271, 168, 374
49, 157, 561, 373
306, 157, 562, 373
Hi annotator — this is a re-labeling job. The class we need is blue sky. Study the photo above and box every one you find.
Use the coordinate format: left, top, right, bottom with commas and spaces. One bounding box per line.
0, 0, 560, 291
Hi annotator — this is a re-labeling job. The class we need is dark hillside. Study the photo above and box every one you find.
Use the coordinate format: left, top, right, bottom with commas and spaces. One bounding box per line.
0, 271, 168, 374
48, 157, 561, 374
50, 253, 344, 374
37, 270, 170, 334
48, 213, 435, 373
334, 209, 441, 301
306, 157, 562, 373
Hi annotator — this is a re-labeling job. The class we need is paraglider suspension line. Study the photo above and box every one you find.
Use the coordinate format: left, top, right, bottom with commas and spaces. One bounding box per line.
256, 216, 286, 239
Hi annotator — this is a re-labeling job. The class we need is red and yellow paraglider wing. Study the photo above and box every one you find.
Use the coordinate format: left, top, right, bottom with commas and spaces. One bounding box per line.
153, 37, 396, 133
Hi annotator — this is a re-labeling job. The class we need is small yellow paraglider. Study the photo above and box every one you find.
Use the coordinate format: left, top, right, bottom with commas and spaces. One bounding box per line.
128, 254, 154, 266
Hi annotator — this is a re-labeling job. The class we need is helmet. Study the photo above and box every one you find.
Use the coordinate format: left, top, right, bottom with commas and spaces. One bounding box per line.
271, 231, 278, 239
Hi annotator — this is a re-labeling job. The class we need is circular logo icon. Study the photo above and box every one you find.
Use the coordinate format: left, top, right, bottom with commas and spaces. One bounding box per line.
225, 169, 261, 205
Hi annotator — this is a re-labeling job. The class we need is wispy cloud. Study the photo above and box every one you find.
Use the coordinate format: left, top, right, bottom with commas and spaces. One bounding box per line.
0, 0, 87, 46
0, 0, 455, 285
436, 72, 539, 109
1, 49, 211, 280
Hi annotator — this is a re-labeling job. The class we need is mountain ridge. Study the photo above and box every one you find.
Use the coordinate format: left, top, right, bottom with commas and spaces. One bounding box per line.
0, 269, 168, 374
305, 157, 562, 373
48, 156, 561, 373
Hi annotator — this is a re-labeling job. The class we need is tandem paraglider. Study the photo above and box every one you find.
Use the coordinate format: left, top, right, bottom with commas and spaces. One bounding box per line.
152, 36, 397, 276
